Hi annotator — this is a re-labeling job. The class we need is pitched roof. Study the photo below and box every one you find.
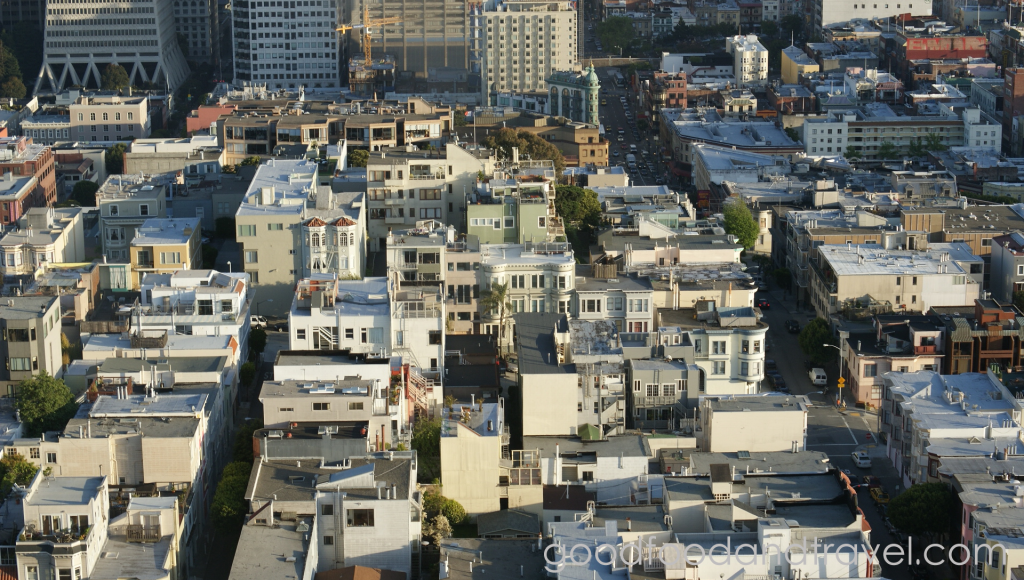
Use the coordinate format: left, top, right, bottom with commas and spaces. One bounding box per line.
476, 509, 540, 536
578, 423, 602, 441
333, 217, 357, 226
305, 217, 327, 227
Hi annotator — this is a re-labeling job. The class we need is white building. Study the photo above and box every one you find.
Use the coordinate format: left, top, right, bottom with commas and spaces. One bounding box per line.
288, 274, 391, 355
725, 35, 768, 87
700, 394, 810, 452
479, 242, 576, 345
814, 0, 932, 34
137, 269, 253, 358
0, 207, 86, 276
521, 435, 651, 504
962, 107, 1002, 148
573, 273, 655, 333
692, 144, 791, 191
389, 274, 446, 376
480, 0, 578, 97
809, 243, 983, 318
230, 0, 340, 89
36, 1, 189, 93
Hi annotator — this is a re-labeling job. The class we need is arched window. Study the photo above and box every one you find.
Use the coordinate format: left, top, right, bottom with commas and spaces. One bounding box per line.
311, 233, 320, 247
340, 232, 348, 246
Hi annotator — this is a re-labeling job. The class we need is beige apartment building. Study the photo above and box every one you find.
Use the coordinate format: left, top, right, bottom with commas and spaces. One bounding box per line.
480, 0, 578, 97
700, 395, 809, 452
69, 94, 151, 143
129, 218, 202, 289
97, 174, 169, 265
235, 159, 366, 318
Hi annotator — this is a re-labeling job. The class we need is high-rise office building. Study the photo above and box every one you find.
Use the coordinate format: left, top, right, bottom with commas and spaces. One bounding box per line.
36, 0, 190, 93
355, 0, 470, 77
232, 0, 341, 89
173, 0, 219, 63
2, 0, 45, 32
479, 0, 577, 96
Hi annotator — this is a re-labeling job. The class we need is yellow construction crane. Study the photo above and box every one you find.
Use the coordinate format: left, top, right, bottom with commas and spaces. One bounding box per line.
336, 7, 402, 65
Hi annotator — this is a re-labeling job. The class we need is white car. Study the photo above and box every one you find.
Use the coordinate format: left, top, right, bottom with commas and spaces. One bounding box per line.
851, 450, 871, 468
808, 368, 827, 385
250, 315, 268, 328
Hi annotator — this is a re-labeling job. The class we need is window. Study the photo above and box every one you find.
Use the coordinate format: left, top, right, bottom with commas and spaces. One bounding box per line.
864, 364, 877, 378
140, 204, 149, 216
46, 452, 56, 464
8, 357, 30, 371
349, 402, 364, 411
269, 223, 284, 231
245, 251, 258, 263
712, 341, 726, 355
538, 216, 546, 228
646, 384, 658, 396
313, 402, 330, 411
221, 300, 233, 313
24, 566, 38, 580
713, 361, 726, 374
662, 383, 675, 397
128, 112, 133, 121
296, 329, 306, 340
347, 509, 374, 527
29, 447, 39, 459
741, 362, 749, 376
238, 225, 257, 236
581, 471, 594, 482
345, 328, 354, 339
1018, 265, 1024, 276
109, 204, 119, 216
323, 535, 334, 545
581, 299, 601, 313
322, 504, 334, 516
428, 331, 442, 345
160, 252, 181, 264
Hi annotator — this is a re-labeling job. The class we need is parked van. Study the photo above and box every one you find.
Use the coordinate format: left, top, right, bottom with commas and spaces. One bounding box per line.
808, 367, 827, 385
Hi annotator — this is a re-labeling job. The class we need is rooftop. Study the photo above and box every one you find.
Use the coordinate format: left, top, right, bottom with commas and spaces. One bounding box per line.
705, 394, 810, 413
97, 174, 170, 201
131, 217, 200, 246
521, 434, 651, 458
817, 243, 981, 277
0, 295, 57, 320
236, 159, 318, 217
688, 451, 831, 475
27, 476, 104, 506
226, 519, 311, 580
513, 313, 574, 375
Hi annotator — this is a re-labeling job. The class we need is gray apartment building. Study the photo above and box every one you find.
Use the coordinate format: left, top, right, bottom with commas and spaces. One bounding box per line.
96, 174, 170, 265
0, 296, 62, 390
991, 232, 1024, 302
627, 358, 699, 431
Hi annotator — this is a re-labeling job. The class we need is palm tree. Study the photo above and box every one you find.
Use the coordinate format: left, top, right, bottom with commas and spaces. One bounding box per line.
479, 281, 512, 354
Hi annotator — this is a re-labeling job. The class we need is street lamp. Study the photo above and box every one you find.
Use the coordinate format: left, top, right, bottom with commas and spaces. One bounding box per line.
226, 261, 232, 273
823, 342, 845, 406
256, 299, 273, 317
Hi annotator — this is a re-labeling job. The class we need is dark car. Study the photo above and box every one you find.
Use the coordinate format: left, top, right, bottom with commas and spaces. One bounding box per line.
765, 359, 777, 371
785, 319, 801, 333
862, 475, 882, 488
768, 373, 788, 391
756, 298, 770, 309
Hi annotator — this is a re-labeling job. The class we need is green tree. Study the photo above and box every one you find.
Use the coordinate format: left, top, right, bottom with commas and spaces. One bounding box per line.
348, 149, 369, 168
887, 482, 953, 537
239, 362, 257, 387
411, 417, 442, 482
923, 132, 947, 153
760, 20, 780, 37
479, 282, 512, 354
233, 418, 263, 464
722, 198, 758, 251
876, 141, 898, 160
483, 127, 566, 175
422, 514, 452, 547
15, 372, 78, 437
844, 146, 862, 159
454, 111, 468, 127
773, 268, 792, 291
100, 64, 130, 91
70, 181, 99, 207
239, 155, 261, 167
250, 327, 268, 355
596, 16, 635, 52
555, 184, 602, 255
780, 15, 804, 39
798, 318, 837, 366
210, 461, 252, 535
0, 27, 41, 93
422, 489, 467, 525
785, 127, 800, 143
0, 452, 38, 494
0, 76, 24, 99
105, 143, 127, 173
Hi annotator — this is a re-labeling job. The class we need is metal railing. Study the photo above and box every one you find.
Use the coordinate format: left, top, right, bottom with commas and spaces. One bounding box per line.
126, 524, 161, 543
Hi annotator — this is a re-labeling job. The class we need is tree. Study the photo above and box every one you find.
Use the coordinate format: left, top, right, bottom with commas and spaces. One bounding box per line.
100, 64, 130, 91
483, 127, 566, 175
239, 362, 257, 388
422, 515, 452, 547
348, 149, 369, 168
798, 318, 837, 366
232, 418, 263, 464
760, 20, 780, 37
844, 146, 861, 159
0, 452, 38, 494
70, 181, 99, 207
422, 489, 466, 524
479, 282, 512, 353
887, 482, 953, 537
876, 141, 898, 160
250, 327, 268, 357
773, 268, 792, 291
785, 127, 800, 143
15, 372, 78, 437
780, 15, 804, 39
454, 111, 468, 127
722, 198, 758, 251
0, 76, 24, 99
596, 16, 635, 52
555, 185, 602, 254
923, 132, 947, 153
239, 156, 261, 167
210, 461, 252, 535
105, 143, 127, 174
1014, 291, 1024, 315
412, 416, 441, 482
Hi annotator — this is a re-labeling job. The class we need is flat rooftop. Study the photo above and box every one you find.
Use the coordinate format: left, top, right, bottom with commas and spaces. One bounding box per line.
131, 217, 200, 246
513, 313, 574, 376
226, 520, 311, 580
817, 243, 979, 277
0, 296, 56, 320
521, 434, 651, 458
706, 395, 810, 412
688, 451, 831, 475
27, 476, 104, 506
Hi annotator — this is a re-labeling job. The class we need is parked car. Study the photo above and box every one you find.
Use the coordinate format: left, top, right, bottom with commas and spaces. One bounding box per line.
861, 475, 882, 488
870, 488, 890, 504
250, 315, 268, 328
765, 359, 777, 370
756, 297, 770, 309
851, 450, 871, 468
768, 373, 788, 391
785, 319, 801, 333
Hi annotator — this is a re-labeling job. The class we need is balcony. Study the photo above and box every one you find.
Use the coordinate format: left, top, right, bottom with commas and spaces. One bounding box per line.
126, 524, 161, 543
914, 345, 937, 354
385, 215, 409, 225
